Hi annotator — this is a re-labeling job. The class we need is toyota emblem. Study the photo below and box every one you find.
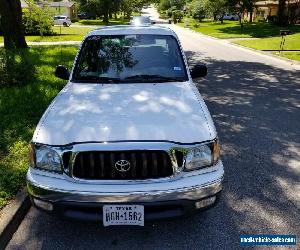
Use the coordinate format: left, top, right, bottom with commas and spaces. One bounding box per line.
115, 160, 131, 172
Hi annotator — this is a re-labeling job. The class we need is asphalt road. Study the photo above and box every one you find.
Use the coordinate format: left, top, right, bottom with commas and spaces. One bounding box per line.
7, 11, 300, 250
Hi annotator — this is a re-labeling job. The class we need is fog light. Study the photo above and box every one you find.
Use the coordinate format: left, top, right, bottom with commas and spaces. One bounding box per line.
33, 198, 53, 211
195, 196, 216, 209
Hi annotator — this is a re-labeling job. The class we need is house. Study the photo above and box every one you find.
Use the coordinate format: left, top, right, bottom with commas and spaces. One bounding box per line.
21, 0, 78, 20
49, 0, 78, 20
254, 1, 280, 19
244, 0, 300, 23
21, 0, 28, 8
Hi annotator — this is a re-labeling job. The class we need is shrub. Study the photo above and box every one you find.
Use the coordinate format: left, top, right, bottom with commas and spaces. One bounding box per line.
267, 15, 278, 24
159, 12, 168, 19
254, 16, 265, 23
22, 2, 54, 36
172, 10, 184, 23
166, 8, 173, 18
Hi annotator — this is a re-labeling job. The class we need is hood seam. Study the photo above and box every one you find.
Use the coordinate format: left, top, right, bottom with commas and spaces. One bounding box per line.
188, 82, 213, 138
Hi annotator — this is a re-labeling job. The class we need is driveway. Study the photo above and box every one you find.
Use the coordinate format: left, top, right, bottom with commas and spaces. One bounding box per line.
6, 12, 300, 250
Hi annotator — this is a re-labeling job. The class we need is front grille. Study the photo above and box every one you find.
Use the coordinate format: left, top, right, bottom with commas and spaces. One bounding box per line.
72, 151, 173, 180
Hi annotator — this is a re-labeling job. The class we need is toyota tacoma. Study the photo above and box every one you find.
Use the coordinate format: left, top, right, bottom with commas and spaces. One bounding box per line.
27, 25, 224, 226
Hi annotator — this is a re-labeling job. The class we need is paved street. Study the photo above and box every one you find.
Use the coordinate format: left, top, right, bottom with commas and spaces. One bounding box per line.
7, 9, 300, 250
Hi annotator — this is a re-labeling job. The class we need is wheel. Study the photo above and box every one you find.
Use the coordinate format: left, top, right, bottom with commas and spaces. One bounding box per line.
63, 22, 68, 27
231, 17, 234, 21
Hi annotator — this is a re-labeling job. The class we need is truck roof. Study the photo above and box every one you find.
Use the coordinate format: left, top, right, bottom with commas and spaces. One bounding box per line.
86, 25, 176, 37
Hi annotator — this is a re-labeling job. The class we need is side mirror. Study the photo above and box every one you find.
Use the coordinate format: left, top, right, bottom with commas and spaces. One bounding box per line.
55, 65, 70, 80
190, 64, 207, 79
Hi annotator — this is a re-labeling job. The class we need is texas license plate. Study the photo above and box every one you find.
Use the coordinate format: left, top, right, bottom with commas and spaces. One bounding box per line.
103, 205, 144, 226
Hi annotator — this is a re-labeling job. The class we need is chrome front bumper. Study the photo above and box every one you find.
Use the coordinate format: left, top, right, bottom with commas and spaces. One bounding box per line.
27, 161, 224, 204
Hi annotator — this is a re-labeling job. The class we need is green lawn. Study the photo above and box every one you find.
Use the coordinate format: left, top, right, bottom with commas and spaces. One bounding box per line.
0, 46, 78, 209
0, 26, 94, 43
234, 33, 300, 51
76, 17, 129, 26
178, 19, 300, 39
178, 18, 300, 61
275, 52, 300, 61
0, 17, 131, 43
234, 33, 300, 61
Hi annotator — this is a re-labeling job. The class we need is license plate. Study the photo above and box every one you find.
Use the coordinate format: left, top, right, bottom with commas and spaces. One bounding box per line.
103, 205, 144, 226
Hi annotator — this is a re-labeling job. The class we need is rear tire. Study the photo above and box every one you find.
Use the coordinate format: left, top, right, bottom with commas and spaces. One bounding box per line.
63, 22, 69, 27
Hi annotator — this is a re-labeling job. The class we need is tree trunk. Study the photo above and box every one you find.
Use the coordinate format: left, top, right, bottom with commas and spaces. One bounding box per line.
278, 0, 286, 25
249, 11, 253, 23
0, 0, 27, 49
103, 10, 109, 23
101, 0, 110, 24
238, 13, 243, 28
213, 13, 217, 21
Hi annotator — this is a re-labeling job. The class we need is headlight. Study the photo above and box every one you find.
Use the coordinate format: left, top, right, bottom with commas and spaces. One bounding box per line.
185, 140, 220, 171
29, 144, 62, 173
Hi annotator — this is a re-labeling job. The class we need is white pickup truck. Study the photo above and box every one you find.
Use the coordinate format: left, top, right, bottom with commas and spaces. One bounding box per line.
27, 25, 224, 226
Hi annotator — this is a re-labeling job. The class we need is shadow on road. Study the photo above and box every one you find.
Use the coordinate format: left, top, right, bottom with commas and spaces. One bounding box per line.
187, 50, 300, 229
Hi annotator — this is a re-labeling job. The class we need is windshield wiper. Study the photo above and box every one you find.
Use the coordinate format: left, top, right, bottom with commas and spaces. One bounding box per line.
74, 75, 122, 83
123, 74, 184, 82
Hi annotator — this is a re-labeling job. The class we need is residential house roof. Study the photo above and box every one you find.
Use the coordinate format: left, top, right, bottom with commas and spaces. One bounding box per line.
256, 0, 299, 5
21, 0, 28, 8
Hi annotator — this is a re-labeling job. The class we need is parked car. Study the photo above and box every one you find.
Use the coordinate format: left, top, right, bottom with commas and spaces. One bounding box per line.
53, 15, 72, 27
27, 25, 224, 226
130, 16, 153, 25
220, 13, 239, 21
78, 12, 96, 20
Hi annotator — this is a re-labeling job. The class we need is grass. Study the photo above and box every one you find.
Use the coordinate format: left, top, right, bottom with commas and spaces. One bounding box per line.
0, 17, 130, 43
273, 52, 300, 61
0, 46, 78, 209
0, 26, 94, 43
234, 33, 300, 51
76, 18, 129, 26
234, 31, 300, 61
178, 18, 300, 62
178, 19, 300, 39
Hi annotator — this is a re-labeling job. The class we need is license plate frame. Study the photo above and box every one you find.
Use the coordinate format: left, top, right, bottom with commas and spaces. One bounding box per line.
103, 205, 144, 227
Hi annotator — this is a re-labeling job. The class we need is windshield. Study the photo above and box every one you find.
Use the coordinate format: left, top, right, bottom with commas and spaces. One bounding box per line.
72, 34, 188, 83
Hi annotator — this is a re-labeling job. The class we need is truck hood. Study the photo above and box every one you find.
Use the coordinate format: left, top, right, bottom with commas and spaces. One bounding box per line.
33, 82, 216, 145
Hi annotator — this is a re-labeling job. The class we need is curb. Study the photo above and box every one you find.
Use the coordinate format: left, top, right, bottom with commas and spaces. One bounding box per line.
0, 189, 31, 250
230, 41, 300, 66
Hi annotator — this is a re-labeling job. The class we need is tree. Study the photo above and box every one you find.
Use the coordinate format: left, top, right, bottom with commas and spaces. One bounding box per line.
244, 0, 258, 23
23, 0, 54, 36
278, 0, 286, 25
227, 0, 247, 27
0, 0, 27, 49
204, 0, 228, 21
287, 0, 300, 24
158, 0, 185, 13
188, 0, 206, 21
